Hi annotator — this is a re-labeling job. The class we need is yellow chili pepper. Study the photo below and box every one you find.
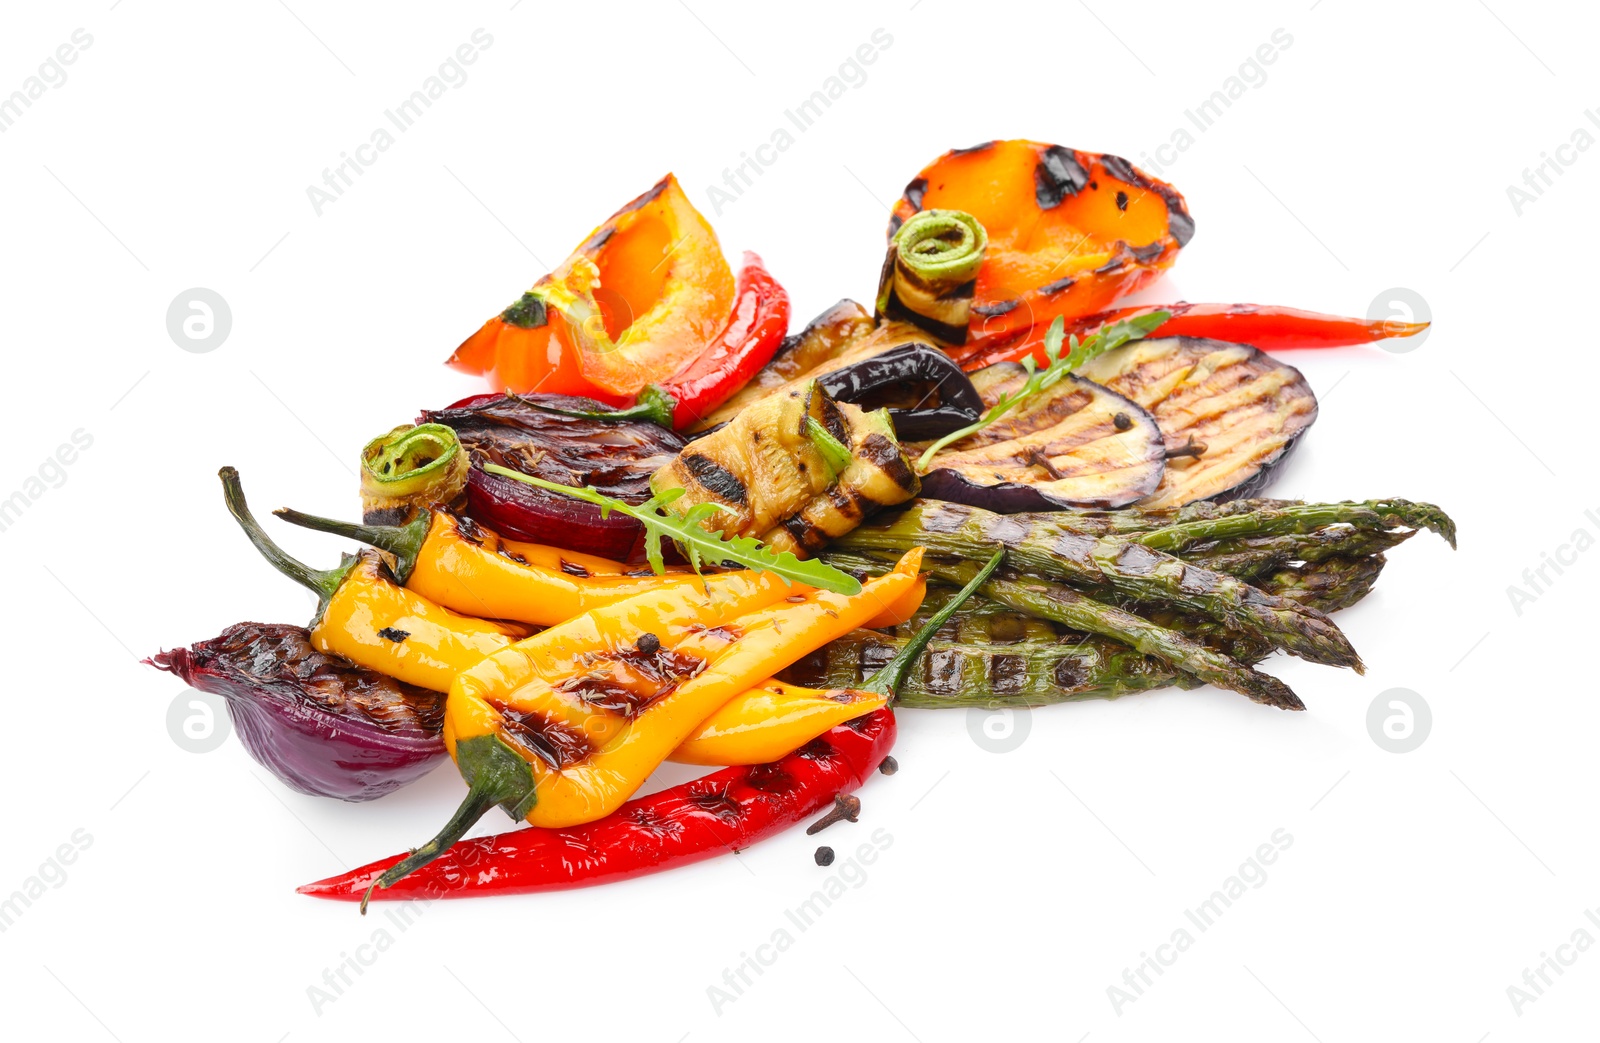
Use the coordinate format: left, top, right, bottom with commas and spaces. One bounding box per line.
273, 504, 704, 625
275, 501, 922, 630
222, 469, 528, 691
669, 682, 887, 765
223, 468, 915, 766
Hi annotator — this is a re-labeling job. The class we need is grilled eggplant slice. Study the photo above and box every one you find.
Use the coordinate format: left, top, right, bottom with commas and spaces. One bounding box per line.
814, 343, 984, 441
917, 363, 1166, 511
1076, 337, 1317, 507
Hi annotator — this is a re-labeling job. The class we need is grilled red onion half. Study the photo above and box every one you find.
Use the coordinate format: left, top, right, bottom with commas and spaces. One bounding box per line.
421, 393, 686, 561
148, 623, 445, 802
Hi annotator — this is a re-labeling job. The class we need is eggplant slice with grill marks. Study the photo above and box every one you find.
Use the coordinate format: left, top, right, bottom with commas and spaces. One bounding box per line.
1075, 336, 1318, 508
917, 363, 1167, 512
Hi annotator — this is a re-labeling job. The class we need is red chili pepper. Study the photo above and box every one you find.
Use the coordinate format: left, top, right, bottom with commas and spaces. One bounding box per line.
652, 250, 790, 429
956, 302, 1431, 371
297, 709, 895, 904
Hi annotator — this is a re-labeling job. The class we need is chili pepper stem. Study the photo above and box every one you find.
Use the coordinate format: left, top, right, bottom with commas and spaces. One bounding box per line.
864, 548, 1004, 697
362, 733, 537, 912
220, 467, 354, 614
273, 506, 432, 585
360, 788, 500, 914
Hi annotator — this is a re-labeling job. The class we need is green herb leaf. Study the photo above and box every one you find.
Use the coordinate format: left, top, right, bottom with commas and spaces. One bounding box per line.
914, 310, 1171, 472
481, 465, 864, 595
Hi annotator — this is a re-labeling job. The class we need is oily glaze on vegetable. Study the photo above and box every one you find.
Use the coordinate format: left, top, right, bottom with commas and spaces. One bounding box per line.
890, 140, 1193, 346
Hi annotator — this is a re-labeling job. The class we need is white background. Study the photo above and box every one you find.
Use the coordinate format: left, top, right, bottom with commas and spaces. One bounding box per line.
1, 0, 1594, 1039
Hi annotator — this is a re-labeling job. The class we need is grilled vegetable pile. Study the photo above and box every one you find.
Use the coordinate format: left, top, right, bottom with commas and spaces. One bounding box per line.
150, 137, 1449, 906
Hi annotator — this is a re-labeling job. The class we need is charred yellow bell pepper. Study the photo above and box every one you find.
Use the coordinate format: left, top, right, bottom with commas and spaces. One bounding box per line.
222, 467, 918, 765
365, 550, 924, 893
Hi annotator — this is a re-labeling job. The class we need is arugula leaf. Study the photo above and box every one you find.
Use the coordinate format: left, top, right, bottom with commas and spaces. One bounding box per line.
481, 465, 863, 595
512, 384, 677, 429
914, 310, 1170, 472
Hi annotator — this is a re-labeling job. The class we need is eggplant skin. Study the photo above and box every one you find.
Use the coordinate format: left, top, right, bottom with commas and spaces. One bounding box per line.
1076, 337, 1318, 508
148, 623, 445, 802
815, 343, 985, 441
918, 370, 1166, 511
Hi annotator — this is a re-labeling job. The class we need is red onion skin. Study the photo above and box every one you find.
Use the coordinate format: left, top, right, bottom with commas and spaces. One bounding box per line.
148, 624, 446, 802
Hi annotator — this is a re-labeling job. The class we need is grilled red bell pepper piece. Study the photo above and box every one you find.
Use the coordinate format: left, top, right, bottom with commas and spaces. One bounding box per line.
955, 301, 1431, 371
297, 709, 896, 902
654, 250, 790, 429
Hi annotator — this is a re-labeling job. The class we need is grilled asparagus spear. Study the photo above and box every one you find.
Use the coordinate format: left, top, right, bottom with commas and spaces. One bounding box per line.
1181, 527, 1414, 581
1049, 497, 1455, 547
834, 501, 1364, 672
824, 550, 1301, 710
790, 555, 1385, 709
1131, 498, 1457, 553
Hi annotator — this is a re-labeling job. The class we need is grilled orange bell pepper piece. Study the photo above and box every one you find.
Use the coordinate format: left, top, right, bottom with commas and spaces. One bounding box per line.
448, 174, 734, 400
889, 140, 1193, 349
